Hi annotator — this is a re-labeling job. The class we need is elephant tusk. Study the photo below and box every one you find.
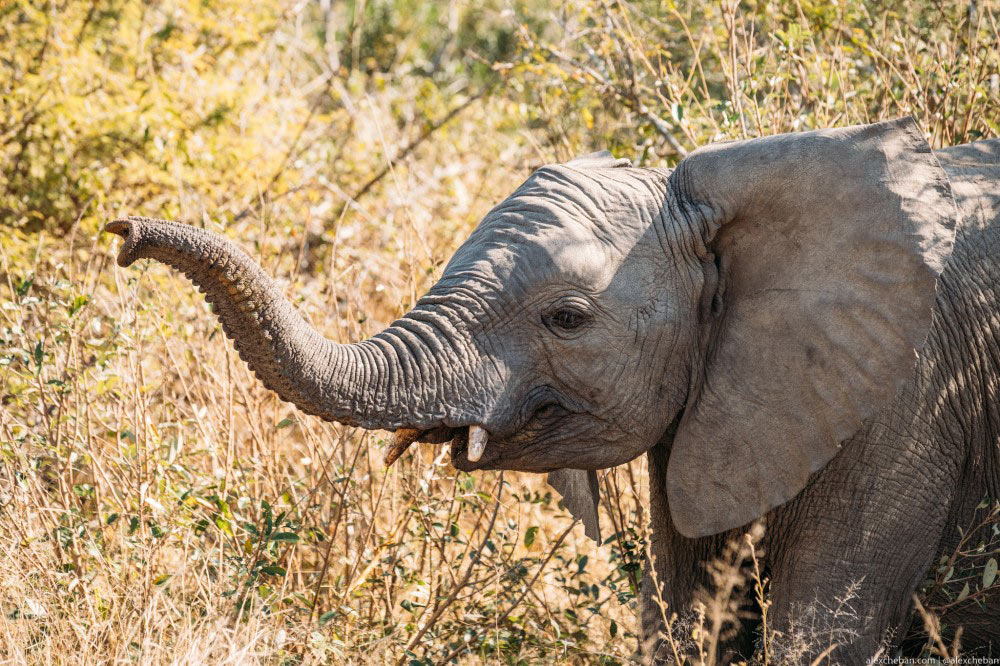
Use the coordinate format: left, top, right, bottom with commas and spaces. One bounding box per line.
467, 425, 488, 462
384, 427, 421, 466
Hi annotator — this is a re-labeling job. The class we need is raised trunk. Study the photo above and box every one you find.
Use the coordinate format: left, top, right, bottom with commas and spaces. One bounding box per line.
106, 216, 464, 431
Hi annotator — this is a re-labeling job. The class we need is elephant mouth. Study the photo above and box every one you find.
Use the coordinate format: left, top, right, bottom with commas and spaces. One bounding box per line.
383, 396, 579, 471
447, 428, 474, 466
383, 425, 492, 470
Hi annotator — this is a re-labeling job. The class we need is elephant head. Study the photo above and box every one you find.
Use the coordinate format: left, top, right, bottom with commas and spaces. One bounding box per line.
106, 117, 956, 541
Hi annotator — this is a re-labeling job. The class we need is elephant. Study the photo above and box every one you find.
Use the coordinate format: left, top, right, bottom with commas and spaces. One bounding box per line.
105, 117, 1000, 662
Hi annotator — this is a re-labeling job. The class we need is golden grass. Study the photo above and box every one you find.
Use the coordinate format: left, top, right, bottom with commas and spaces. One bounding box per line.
1, 0, 998, 663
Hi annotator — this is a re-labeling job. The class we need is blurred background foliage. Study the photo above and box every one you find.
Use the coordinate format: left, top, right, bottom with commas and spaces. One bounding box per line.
0, 0, 997, 663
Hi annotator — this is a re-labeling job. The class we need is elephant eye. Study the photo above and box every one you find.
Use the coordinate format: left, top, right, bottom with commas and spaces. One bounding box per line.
534, 402, 567, 420
544, 306, 590, 333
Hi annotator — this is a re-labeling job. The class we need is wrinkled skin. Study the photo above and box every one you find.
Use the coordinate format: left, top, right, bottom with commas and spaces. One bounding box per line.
107, 118, 1000, 662
641, 139, 1000, 662
431, 158, 699, 474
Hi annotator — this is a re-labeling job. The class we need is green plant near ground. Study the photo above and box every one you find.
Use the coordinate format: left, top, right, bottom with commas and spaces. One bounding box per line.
1, 0, 998, 663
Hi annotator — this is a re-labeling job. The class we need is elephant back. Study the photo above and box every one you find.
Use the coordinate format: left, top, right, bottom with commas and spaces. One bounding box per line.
935, 139, 1000, 235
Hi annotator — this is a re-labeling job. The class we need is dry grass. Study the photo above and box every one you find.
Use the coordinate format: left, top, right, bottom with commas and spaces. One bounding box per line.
1, 219, 647, 663
2, 0, 999, 663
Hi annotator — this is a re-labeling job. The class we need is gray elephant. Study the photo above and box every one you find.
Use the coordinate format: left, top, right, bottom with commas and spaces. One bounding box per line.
105, 117, 1000, 662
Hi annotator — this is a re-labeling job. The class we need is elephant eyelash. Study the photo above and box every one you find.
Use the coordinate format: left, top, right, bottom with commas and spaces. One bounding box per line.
533, 402, 569, 422
543, 306, 591, 333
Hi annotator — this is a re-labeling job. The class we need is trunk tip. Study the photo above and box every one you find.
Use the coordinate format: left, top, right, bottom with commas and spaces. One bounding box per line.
104, 217, 148, 267
104, 219, 132, 238
384, 427, 422, 466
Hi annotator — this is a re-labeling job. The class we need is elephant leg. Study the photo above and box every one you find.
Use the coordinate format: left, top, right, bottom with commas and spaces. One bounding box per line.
640, 440, 698, 663
640, 441, 757, 663
639, 554, 689, 664
765, 424, 959, 663
638, 527, 760, 664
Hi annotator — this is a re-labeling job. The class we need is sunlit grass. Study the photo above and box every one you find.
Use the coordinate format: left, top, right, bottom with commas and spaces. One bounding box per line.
1, 0, 997, 663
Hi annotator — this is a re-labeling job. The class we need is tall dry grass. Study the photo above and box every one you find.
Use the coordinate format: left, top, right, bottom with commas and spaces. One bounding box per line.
1, 0, 998, 663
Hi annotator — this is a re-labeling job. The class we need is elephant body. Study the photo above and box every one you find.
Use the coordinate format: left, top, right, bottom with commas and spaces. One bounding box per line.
107, 120, 1000, 663
643, 139, 1000, 661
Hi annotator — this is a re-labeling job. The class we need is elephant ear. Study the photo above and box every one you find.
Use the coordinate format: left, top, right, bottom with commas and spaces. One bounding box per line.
547, 469, 601, 542
666, 117, 957, 538
542, 149, 628, 544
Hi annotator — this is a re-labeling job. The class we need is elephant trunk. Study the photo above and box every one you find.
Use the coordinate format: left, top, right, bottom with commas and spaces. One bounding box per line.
105, 216, 470, 432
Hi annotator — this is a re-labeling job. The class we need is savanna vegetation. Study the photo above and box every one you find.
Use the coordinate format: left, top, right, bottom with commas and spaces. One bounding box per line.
1, 0, 998, 663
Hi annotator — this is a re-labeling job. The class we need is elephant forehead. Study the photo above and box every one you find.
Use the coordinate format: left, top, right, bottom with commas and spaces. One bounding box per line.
496, 164, 666, 236
438, 164, 672, 296
443, 220, 618, 292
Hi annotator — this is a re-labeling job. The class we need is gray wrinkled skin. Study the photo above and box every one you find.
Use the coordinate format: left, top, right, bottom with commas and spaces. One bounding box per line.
107, 118, 1000, 662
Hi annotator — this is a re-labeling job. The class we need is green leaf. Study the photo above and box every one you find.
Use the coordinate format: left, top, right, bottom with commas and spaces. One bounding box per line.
33, 341, 43, 370
275, 418, 296, 429
216, 499, 233, 519
15, 276, 33, 297
215, 516, 234, 537
984, 558, 998, 588
260, 565, 286, 576
270, 532, 299, 543
153, 20, 176, 41
610, 619, 617, 638
958, 581, 970, 602
68, 295, 88, 316
153, 573, 171, 586
319, 610, 337, 625
524, 525, 538, 548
